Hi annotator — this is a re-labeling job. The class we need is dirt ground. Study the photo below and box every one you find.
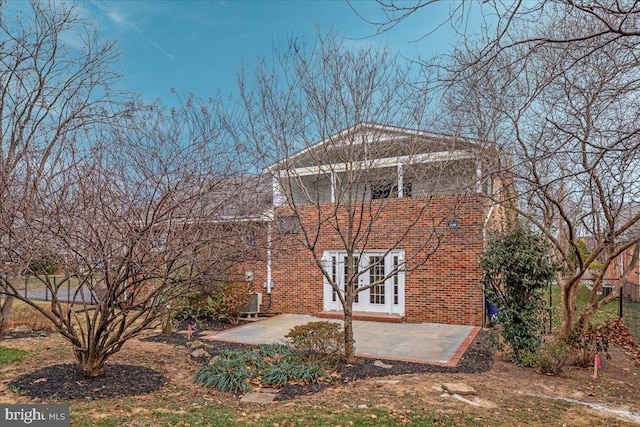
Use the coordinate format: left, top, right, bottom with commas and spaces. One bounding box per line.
1, 327, 639, 426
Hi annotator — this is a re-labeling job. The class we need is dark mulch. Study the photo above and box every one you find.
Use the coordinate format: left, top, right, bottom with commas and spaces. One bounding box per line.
148, 318, 495, 401
276, 329, 495, 400
142, 318, 253, 354
7, 318, 494, 401
9, 363, 165, 401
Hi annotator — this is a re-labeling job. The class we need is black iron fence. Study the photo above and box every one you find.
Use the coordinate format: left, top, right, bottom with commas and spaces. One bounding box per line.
0, 275, 98, 304
537, 281, 640, 342
621, 282, 640, 342
486, 281, 640, 343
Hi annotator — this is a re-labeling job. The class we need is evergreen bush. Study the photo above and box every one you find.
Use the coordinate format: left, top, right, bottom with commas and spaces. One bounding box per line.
481, 223, 558, 366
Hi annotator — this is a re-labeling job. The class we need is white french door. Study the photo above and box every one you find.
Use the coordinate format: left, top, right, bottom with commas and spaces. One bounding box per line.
323, 250, 405, 314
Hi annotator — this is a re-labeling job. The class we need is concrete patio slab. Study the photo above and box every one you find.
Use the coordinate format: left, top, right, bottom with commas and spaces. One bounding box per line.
201, 314, 480, 366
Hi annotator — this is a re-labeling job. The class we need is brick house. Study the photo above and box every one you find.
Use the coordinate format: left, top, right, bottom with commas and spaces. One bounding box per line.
601, 245, 640, 302
240, 123, 502, 326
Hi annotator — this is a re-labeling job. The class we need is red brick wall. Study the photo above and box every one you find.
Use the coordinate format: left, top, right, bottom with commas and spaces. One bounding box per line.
604, 246, 640, 302
247, 194, 488, 326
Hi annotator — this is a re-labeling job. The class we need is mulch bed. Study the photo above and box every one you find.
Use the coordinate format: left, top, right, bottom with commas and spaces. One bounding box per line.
277, 328, 494, 400
148, 318, 495, 401
8, 318, 494, 401
8, 363, 165, 400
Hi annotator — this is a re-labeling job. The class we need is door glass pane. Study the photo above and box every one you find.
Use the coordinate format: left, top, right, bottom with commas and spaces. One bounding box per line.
369, 256, 385, 304
393, 255, 399, 305
331, 256, 337, 302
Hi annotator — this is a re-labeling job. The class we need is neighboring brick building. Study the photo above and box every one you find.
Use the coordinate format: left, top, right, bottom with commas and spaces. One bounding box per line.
602, 245, 640, 302
240, 123, 502, 326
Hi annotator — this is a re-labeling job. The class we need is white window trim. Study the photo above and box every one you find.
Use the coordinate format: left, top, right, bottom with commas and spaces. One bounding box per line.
322, 249, 405, 315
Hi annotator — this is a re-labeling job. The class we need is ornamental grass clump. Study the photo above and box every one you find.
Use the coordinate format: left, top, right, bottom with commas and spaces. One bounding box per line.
194, 343, 332, 394
193, 352, 254, 394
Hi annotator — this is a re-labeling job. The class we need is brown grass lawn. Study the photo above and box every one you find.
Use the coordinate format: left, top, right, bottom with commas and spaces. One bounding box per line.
5, 299, 58, 331
0, 304, 639, 426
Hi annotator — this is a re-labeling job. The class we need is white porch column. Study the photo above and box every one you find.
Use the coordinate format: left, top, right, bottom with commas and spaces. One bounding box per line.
272, 175, 286, 206
330, 171, 336, 203
397, 164, 404, 198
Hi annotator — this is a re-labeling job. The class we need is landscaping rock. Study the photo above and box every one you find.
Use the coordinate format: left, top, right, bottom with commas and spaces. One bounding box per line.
188, 340, 210, 350
190, 349, 210, 359
241, 388, 280, 404
373, 360, 393, 369
451, 393, 482, 406
441, 383, 477, 396
12, 325, 31, 333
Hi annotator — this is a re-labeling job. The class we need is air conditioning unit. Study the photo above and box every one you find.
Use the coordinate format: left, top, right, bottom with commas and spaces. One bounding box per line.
241, 292, 262, 318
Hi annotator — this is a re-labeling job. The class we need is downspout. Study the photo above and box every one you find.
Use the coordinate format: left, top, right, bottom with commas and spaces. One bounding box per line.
482, 205, 495, 328
263, 220, 273, 312
267, 221, 272, 294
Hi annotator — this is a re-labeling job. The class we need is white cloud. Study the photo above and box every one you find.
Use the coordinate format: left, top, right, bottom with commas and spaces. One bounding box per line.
107, 9, 125, 25
88, 1, 173, 60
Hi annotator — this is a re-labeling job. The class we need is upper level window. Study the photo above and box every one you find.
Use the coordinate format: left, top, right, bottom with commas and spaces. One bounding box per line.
277, 215, 300, 234
243, 228, 257, 248
370, 181, 412, 199
401, 182, 413, 198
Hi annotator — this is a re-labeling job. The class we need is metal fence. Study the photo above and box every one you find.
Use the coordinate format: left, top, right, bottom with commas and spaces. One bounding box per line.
537, 281, 640, 342
621, 282, 640, 342
0, 275, 98, 304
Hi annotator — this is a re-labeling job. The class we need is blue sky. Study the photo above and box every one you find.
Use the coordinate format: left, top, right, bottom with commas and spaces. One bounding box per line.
76, 1, 475, 104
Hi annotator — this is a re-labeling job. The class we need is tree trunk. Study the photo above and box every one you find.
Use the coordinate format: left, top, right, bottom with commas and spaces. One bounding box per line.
161, 305, 173, 336
0, 296, 14, 335
558, 282, 577, 342
74, 348, 107, 378
343, 301, 355, 364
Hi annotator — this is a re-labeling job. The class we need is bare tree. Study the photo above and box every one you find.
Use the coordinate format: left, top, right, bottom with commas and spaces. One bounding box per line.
355, 0, 640, 340
237, 33, 490, 363
3, 96, 255, 377
362, 1, 640, 69
439, 12, 640, 341
0, 0, 123, 333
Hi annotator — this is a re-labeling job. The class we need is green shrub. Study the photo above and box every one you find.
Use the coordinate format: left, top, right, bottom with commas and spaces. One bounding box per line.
255, 343, 295, 359
289, 362, 330, 383
482, 224, 558, 366
171, 290, 211, 322
28, 255, 60, 275
537, 341, 574, 375
285, 321, 344, 368
206, 282, 251, 324
261, 364, 292, 387
512, 350, 541, 368
193, 360, 252, 394
171, 282, 251, 324
194, 343, 332, 394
